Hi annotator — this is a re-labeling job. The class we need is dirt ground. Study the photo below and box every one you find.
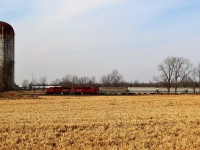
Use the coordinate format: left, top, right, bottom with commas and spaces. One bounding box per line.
0, 95, 200, 149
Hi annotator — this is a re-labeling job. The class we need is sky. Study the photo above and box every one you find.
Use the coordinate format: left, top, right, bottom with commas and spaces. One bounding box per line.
1, 0, 200, 85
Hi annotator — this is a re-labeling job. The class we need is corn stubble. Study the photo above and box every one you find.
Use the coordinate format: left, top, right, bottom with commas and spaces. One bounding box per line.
0, 95, 200, 149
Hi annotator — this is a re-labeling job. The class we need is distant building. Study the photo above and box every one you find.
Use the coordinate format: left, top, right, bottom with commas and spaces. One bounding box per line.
0, 21, 15, 91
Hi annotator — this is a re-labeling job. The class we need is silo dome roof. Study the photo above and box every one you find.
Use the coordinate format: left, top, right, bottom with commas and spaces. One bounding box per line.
0, 21, 14, 35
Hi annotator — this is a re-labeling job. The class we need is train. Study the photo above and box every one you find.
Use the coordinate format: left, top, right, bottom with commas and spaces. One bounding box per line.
45, 87, 98, 95
45, 86, 197, 95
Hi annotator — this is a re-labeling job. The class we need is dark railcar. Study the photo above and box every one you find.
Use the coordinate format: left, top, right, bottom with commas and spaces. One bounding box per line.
45, 87, 62, 94
62, 87, 73, 95
45, 87, 98, 95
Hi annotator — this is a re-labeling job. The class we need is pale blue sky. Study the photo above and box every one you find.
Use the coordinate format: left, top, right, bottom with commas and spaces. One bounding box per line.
1, 0, 200, 84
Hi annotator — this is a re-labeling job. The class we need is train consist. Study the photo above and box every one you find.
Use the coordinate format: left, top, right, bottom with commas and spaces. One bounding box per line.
99, 87, 195, 94
45, 86, 196, 95
45, 87, 98, 95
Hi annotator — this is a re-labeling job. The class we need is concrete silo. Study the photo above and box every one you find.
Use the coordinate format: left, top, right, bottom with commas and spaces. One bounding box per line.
0, 21, 15, 91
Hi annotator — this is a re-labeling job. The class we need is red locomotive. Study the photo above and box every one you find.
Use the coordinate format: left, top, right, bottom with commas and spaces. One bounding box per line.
45, 86, 98, 95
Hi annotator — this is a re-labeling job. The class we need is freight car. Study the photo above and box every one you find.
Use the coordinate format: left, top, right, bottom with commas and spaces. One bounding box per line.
45, 86, 196, 95
129, 87, 195, 94
99, 87, 128, 95
99, 87, 196, 94
45, 87, 98, 95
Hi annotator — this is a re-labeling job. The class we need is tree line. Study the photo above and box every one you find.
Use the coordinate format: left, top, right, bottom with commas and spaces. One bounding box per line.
155, 56, 200, 94
21, 56, 200, 94
21, 70, 125, 90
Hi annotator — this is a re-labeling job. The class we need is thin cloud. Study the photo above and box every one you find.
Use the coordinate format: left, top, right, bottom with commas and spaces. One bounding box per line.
56, 0, 124, 20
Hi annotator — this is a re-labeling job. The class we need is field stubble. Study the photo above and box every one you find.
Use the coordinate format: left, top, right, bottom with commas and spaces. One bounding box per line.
0, 95, 200, 149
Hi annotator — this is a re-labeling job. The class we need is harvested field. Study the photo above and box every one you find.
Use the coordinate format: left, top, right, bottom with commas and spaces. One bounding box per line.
0, 95, 200, 149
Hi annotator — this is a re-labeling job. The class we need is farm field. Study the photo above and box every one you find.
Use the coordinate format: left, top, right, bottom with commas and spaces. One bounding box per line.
0, 95, 200, 149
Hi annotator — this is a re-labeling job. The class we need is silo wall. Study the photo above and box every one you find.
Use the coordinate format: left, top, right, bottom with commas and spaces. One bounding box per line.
0, 22, 15, 91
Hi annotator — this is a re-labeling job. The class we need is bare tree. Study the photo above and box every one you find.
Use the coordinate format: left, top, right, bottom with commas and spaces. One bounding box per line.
109, 70, 124, 86
21, 79, 29, 90
59, 74, 96, 87
61, 74, 72, 86
61, 74, 79, 86
173, 57, 192, 93
30, 78, 38, 86
39, 76, 47, 90
198, 62, 200, 93
190, 67, 198, 93
51, 78, 61, 86
28, 77, 38, 91
100, 74, 111, 86
179, 58, 193, 83
79, 76, 90, 86
152, 75, 162, 88
158, 56, 175, 94
100, 69, 124, 87
89, 76, 96, 86
71, 75, 79, 86
78, 76, 96, 87
158, 56, 192, 94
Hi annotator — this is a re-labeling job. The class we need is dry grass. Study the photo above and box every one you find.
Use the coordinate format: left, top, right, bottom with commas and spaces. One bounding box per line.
0, 95, 200, 149
0, 91, 40, 99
